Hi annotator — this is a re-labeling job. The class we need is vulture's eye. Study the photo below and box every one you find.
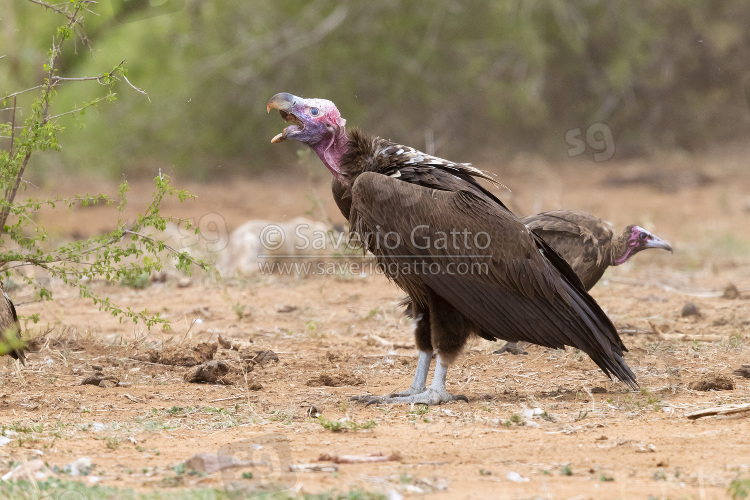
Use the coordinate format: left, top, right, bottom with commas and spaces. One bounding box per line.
310, 107, 319, 116
639, 232, 648, 240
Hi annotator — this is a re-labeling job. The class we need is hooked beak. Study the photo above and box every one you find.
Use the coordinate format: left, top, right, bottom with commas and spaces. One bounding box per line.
267, 93, 302, 143
646, 235, 673, 253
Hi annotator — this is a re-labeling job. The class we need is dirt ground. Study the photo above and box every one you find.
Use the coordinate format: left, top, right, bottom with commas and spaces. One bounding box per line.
2, 146, 750, 499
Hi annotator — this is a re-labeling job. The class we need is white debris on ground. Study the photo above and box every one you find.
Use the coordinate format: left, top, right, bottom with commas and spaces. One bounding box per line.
218, 217, 342, 275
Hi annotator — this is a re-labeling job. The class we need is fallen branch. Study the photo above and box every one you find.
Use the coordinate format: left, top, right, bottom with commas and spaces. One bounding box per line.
289, 463, 338, 473
659, 333, 727, 343
685, 403, 750, 420
318, 452, 401, 464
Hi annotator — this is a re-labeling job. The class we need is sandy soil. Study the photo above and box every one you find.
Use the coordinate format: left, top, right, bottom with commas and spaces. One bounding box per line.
2, 147, 750, 499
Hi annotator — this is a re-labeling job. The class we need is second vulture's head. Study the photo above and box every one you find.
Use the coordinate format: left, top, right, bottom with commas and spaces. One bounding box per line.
615, 225, 673, 265
267, 93, 348, 181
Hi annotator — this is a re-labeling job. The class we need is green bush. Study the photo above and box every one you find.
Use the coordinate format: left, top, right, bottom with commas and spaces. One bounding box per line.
0, 0, 206, 336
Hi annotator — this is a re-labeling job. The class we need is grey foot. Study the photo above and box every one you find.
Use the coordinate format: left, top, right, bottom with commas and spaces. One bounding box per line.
388, 386, 427, 398
493, 341, 528, 355
352, 388, 468, 406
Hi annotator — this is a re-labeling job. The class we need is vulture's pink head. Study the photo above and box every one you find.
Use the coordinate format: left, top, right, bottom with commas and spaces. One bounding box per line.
267, 93, 348, 180
615, 225, 673, 265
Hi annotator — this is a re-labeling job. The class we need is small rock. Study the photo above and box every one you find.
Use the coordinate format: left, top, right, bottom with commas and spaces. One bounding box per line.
67, 457, 93, 476
493, 341, 528, 355
241, 349, 279, 367
722, 284, 741, 300
218, 334, 235, 350
275, 304, 298, 313
733, 365, 750, 379
506, 471, 529, 482
177, 277, 192, 288
153, 342, 218, 366
150, 270, 168, 283
688, 374, 734, 391
247, 380, 263, 391
0, 436, 11, 446
185, 360, 234, 384
635, 443, 657, 453
117, 381, 133, 388
590, 387, 607, 394
681, 301, 701, 317
307, 369, 364, 387
82, 372, 119, 387
521, 407, 544, 419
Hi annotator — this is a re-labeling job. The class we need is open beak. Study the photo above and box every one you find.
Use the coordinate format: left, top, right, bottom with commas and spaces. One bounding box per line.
646, 235, 673, 253
267, 93, 302, 143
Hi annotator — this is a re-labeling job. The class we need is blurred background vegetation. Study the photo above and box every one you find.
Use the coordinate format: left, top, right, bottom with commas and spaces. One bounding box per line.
2, 0, 749, 181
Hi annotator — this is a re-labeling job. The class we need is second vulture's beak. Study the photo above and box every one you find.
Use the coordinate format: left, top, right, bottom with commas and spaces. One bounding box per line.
646, 235, 673, 253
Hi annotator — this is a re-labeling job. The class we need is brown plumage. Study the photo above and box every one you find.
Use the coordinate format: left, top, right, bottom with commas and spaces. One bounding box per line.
268, 93, 637, 404
522, 210, 672, 290
0, 283, 25, 364
403, 210, 673, 354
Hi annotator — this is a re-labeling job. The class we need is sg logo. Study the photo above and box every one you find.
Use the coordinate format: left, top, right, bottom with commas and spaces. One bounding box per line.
565, 122, 615, 162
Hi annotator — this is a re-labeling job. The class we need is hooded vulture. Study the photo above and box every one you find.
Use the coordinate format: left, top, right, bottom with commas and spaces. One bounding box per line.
523, 210, 672, 290
0, 283, 25, 363
268, 93, 637, 404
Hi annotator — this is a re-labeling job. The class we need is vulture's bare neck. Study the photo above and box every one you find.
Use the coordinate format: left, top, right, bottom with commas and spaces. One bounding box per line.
311, 126, 349, 184
611, 229, 633, 265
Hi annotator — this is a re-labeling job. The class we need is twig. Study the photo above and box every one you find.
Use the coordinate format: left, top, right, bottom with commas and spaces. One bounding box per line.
685, 403, 750, 420
209, 396, 245, 403
122, 357, 173, 368
0, 85, 45, 101
8, 95, 16, 167
123, 229, 209, 270
318, 452, 400, 464
0, 2, 84, 232
123, 74, 150, 102
289, 463, 338, 473
27, 0, 72, 18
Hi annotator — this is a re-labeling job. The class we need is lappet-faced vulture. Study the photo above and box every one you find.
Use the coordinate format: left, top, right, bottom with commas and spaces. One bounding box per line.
268, 93, 637, 404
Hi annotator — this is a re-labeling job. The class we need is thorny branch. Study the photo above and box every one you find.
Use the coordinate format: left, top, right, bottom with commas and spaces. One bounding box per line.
0, 1, 85, 232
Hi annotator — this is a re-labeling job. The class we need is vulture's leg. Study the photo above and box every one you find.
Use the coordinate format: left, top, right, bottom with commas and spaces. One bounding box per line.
493, 341, 528, 355
353, 291, 470, 405
384, 290, 470, 404
386, 350, 432, 397
387, 302, 433, 396
351, 301, 434, 403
